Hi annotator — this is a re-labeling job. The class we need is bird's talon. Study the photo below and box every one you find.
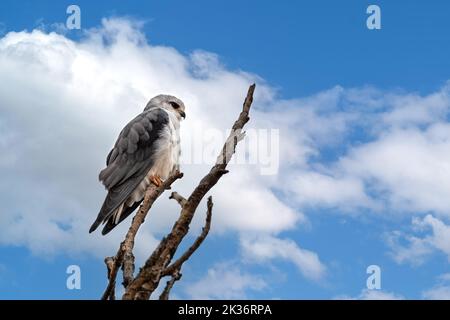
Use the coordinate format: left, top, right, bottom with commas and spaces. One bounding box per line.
150, 175, 164, 187
150, 175, 162, 187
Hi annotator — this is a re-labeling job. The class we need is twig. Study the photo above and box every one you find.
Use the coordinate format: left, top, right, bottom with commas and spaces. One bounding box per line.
163, 196, 213, 277
159, 270, 182, 300
169, 192, 187, 207
104, 257, 116, 300
157, 196, 213, 300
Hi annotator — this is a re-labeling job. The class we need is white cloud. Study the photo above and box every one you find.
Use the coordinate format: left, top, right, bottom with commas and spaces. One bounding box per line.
240, 235, 326, 281
339, 124, 450, 214
275, 82, 450, 220
422, 273, 450, 300
422, 286, 450, 300
387, 215, 450, 265
381, 88, 450, 128
184, 263, 266, 299
336, 289, 404, 300
269, 83, 450, 270
0, 18, 304, 258
287, 171, 373, 210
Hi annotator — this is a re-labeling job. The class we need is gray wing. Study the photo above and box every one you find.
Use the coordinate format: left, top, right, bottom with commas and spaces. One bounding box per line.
89, 107, 169, 234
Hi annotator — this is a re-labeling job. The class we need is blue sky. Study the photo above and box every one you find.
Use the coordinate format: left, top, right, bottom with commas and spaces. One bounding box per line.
1, 1, 450, 300
2, 0, 450, 97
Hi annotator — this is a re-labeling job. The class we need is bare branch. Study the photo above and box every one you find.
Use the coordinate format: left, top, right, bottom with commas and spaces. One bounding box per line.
159, 270, 182, 300
216, 129, 246, 165
101, 171, 183, 300
169, 191, 187, 207
134, 251, 172, 300
104, 257, 116, 300
121, 250, 135, 288
163, 196, 213, 277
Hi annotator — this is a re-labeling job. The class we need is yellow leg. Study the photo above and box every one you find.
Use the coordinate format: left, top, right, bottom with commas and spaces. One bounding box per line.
149, 175, 162, 187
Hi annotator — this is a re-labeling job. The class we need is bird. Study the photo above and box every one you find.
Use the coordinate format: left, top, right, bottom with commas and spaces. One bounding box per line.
89, 95, 186, 235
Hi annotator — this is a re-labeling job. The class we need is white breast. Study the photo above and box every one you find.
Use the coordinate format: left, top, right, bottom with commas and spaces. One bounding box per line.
148, 109, 181, 179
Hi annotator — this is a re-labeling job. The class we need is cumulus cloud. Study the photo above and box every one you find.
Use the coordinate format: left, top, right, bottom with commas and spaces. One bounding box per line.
286, 171, 374, 210
184, 263, 266, 299
339, 124, 450, 214
387, 215, 450, 265
0, 18, 306, 259
270, 82, 450, 220
240, 235, 326, 281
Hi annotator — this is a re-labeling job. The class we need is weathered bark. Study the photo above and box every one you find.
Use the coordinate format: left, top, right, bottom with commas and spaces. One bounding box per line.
101, 172, 183, 300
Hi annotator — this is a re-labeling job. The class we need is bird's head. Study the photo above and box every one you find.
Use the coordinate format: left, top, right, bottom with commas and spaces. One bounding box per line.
144, 95, 186, 120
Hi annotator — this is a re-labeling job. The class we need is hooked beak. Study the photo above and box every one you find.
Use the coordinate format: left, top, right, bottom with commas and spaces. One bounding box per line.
179, 110, 186, 119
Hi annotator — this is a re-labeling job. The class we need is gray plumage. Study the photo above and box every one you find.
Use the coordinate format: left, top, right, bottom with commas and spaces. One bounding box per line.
90, 95, 186, 235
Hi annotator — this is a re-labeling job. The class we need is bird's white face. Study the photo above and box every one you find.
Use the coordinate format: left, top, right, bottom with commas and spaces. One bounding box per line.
164, 98, 186, 121
145, 95, 186, 121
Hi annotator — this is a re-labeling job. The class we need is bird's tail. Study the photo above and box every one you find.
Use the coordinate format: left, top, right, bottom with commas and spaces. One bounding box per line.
89, 191, 119, 234
100, 199, 143, 235
89, 195, 143, 235
88, 218, 102, 234
89, 208, 109, 233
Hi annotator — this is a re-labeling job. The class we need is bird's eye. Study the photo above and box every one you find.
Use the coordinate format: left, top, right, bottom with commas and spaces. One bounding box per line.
169, 101, 180, 109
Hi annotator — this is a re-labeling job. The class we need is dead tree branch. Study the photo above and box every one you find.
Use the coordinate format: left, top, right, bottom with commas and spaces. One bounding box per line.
158, 196, 213, 300
101, 84, 255, 300
169, 191, 187, 207
163, 196, 213, 277
101, 172, 183, 300
159, 269, 182, 300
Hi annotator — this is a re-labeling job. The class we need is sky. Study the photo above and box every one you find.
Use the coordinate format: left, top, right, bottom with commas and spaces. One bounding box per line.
1, 0, 450, 300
